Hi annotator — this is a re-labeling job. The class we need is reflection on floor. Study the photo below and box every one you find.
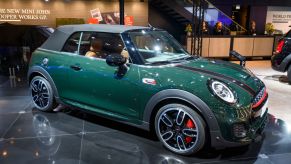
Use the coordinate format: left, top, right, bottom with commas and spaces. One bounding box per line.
1, 60, 291, 164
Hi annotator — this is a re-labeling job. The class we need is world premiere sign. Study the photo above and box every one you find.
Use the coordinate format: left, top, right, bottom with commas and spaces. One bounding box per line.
266, 6, 291, 34
0, 8, 50, 22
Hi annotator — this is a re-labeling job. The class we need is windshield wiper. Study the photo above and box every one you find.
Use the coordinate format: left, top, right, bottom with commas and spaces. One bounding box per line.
170, 56, 197, 62
145, 60, 181, 65
181, 56, 198, 60
145, 56, 198, 66
185, 56, 198, 60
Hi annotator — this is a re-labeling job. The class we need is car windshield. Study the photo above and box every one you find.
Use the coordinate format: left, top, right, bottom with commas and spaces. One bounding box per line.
128, 30, 194, 65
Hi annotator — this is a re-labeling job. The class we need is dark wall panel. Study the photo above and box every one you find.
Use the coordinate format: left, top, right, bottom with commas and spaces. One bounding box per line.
149, 5, 185, 44
249, 6, 268, 34
215, 5, 232, 17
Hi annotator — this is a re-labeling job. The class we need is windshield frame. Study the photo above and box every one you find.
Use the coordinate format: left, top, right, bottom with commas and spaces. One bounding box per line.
122, 29, 194, 66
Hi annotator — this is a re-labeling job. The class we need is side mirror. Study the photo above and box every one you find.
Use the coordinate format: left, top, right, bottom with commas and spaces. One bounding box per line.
106, 53, 126, 67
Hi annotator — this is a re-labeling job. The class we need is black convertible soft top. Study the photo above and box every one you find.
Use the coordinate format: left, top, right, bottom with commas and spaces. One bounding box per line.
40, 24, 149, 51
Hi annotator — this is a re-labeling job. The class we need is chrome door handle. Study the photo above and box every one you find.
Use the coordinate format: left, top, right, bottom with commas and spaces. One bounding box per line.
70, 65, 81, 71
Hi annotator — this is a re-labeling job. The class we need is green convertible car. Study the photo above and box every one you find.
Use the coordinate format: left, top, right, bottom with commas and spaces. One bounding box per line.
28, 24, 268, 155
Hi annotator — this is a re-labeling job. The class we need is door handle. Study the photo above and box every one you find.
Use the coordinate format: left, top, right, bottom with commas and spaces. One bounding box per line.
70, 65, 82, 71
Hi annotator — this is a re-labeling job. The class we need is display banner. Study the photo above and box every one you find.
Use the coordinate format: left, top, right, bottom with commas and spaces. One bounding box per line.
266, 6, 291, 34
0, 8, 50, 22
0, 0, 147, 27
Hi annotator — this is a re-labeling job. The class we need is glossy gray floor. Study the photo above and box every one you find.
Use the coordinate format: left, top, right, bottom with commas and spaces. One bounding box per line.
1, 61, 291, 164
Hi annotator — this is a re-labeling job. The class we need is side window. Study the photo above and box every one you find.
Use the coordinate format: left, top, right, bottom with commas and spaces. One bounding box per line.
62, 32, 81, 54
80, 32, 127, 60
78, 32, 91, 56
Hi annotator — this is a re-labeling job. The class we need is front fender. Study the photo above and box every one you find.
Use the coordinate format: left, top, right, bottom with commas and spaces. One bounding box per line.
143, 89, 251, 148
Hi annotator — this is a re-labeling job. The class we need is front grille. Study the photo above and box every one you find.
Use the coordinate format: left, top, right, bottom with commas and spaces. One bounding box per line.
253, 87, 266, 105
252, 87, 268, 111
233, 124, 247, 138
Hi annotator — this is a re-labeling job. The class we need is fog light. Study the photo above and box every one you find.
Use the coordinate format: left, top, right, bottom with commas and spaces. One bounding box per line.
233, 124, 247, 138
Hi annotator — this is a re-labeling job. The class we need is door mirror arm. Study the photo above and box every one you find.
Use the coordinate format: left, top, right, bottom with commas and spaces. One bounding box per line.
106, 53, 128, 79
115, 65, 128, 79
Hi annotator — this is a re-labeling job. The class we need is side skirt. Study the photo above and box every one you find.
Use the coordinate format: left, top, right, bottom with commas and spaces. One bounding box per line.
59, 98, 150, 131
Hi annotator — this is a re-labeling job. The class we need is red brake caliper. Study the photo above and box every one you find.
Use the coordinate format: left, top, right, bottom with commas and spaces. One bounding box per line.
185, 119, 195, 143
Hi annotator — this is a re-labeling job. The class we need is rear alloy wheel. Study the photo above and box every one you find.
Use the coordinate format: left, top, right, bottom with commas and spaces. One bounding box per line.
288, 66, 291, 84
155, 104, 205, 155
30, 76, 56, 112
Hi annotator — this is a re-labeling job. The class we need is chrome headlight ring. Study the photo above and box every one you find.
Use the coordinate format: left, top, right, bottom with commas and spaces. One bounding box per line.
208, 79, 238, 104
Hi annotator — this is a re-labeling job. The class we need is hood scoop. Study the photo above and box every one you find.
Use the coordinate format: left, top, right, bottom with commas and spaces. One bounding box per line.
229, 51, 246, 67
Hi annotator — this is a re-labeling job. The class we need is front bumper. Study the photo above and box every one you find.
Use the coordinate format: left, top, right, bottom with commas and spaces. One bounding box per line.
210, 107, 268, 149
210, 87, 269, 149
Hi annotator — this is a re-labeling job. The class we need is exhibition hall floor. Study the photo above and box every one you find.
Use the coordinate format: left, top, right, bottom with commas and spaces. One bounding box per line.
1, 60, 291, 164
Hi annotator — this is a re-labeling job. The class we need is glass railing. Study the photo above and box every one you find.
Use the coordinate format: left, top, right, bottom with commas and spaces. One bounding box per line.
175, 0, 247, 35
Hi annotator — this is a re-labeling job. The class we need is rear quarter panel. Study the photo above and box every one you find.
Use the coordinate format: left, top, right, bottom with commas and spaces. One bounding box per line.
29, 49, 71, 99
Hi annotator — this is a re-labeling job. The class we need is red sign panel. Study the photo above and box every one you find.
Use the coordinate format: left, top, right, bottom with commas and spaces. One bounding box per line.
124, 16, 133, 26
88, 18, 99, 24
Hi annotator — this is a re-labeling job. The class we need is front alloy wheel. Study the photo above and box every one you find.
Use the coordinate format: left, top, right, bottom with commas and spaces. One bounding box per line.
155, 104, 205, 155
30, 76, 56, 112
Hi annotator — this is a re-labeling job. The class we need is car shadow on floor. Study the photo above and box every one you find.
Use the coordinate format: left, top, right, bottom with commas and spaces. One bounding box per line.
39, 106, 290, 162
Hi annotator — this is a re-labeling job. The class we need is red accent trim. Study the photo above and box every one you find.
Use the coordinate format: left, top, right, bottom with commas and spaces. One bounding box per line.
186, 119, 195, 128
185, 119, 195, 143
185, 137, 192, 143
252, 89, 267, 109
142, 78, 157, 85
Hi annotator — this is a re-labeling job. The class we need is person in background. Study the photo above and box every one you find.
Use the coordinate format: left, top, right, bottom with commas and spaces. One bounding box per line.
202, 21, 210, 35
213, 21, 225, 35
229, 15, 239, 32
248, 20, 257, 35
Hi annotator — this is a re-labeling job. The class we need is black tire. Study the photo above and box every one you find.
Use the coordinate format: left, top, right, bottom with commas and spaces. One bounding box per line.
154, 103, 205, 155
30, 76, 57, 112
288, 66, 291, 84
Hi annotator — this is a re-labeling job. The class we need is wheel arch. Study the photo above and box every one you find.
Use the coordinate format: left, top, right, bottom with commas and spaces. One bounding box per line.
29, 72, 44, 83
143, 89, 220, 133
287, 60, 291, 72
280, 53, 291, 71
28, 66, 60, 100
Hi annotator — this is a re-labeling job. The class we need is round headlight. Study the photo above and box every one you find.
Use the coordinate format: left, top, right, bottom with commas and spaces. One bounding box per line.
210, 80, 237, 104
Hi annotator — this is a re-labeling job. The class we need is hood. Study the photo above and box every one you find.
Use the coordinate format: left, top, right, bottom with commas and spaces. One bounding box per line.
177, 58, 263, 96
